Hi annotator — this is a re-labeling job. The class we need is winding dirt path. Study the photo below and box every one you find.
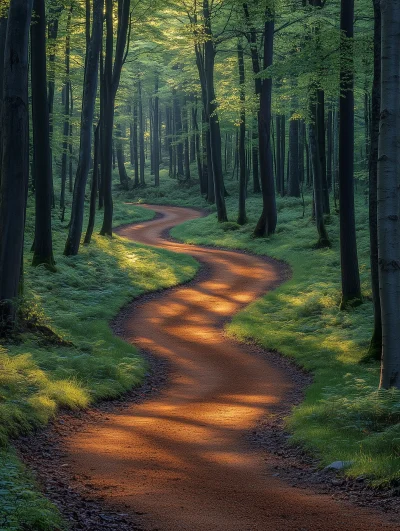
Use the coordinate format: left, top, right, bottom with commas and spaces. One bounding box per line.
63, 205, 397, 531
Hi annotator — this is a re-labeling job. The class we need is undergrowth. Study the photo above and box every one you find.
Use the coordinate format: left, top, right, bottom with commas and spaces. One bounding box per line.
133, 172, 400, 486
0, 189, 198, 529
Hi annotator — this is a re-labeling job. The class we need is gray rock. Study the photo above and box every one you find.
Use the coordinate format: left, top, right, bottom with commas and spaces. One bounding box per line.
324, 460, 353, 471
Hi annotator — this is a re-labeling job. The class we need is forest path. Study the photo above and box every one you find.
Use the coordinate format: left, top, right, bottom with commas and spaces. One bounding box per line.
64, 205, 396, 531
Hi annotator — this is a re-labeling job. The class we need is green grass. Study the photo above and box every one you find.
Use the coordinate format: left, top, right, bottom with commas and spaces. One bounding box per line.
0, 191, 198, 529
133, 172, 400, 486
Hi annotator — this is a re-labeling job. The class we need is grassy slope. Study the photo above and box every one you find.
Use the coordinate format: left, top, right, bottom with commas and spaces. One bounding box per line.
1, 197, 198, 530
130, 172, 400, 486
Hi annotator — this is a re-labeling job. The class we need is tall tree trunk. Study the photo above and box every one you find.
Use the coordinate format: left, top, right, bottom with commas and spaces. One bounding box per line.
174, 90, 184, 177
84, 123, 100, 245
0, 16, 7, 188
237, 41, 247, 225
31, 0, 55, 269
116, 122, 129, 190
138, 78, 145, 186
133, 99, 139, 186
65, 0, 103, 256
366, 0, 382, 362
254, 14, 277, 237
100, 0, 130, 237
317, 90, 330, 214
378, 0, 400, 388
288, 114, 300, 197
203, 0, 227, 222
60, 4, 72, 215
309, 117, 330, 248
339, 0, 362, 308
154, 75, 160, 186
0, 0, 33, 327
183, 99, 191, 181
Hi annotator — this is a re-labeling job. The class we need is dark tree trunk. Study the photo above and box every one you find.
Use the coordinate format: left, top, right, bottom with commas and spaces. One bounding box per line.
138, 79, 145, 186
174, 91, 184, 178
154, 75, 160, 186
183, 99, 191, 181
100, 0, 130, 237
0, 16, 7, 187
339, 0, 362, 308
31, 0, 55, 269
366, 0, 382, 361
192, 105, 205, 194
133, 99, 139, 186
116, 122, 129, 190
299, 120, 305, 185
84, 124, 100, 245
203, 0, 227, 221
60, 5, 72, 215
254, 14, 277, 237
327, 108, 333, 189
69, 84, 74, 194
288, 115, 300, 197
237, 41, 247, 225
309, 118, 330, 248
0, 0, 33, 327
65, 0, 103, 256
317, 90, 330, 214
252, 128, 260, 193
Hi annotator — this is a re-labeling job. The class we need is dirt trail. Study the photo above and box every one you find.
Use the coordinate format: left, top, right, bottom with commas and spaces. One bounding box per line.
63, 205, 397, 531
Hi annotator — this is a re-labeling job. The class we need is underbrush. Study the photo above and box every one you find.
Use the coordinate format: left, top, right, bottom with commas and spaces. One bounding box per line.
134, 172, 400, 486
0, 191, 198, 529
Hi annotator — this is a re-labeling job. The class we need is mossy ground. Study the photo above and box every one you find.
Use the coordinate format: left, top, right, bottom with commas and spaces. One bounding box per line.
1, 190, 198, 530
130, 172, 400, 486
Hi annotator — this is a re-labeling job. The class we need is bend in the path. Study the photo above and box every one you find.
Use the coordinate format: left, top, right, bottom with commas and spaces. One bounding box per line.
63, 205, 398, 531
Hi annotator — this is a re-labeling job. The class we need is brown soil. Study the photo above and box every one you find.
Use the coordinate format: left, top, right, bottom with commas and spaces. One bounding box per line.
17, 205, 400, 530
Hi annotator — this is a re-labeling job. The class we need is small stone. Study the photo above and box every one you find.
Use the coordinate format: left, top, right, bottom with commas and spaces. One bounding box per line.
324, 460, 353, 471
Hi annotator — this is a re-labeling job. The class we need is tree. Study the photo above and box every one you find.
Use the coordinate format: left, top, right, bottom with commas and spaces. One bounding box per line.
378, 0, 400, 389
100, 0, 131, 237
0, 0, 33, 328
31, 0, 55, 270
237, 40, 247, 225
339, 0, 362, 309
254, 8, 277, 237
65, 0, 104, 256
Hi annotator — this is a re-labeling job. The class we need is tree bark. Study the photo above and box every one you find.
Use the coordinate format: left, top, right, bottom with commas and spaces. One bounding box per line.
65, 0, 103, 256
84, 123, 100, 245
0, 0, 33, 327
237, 41, 247, 225
288, 114, 300, 197
378, 0, 400, 388
339, 0, 362, 308
31, 0, 55, 269
254, 13, 277, 237
364, 0, 382, 362
100, 0, 130, 237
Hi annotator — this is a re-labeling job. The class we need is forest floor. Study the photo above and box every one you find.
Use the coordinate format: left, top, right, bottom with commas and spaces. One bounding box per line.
16, 205, 400, 530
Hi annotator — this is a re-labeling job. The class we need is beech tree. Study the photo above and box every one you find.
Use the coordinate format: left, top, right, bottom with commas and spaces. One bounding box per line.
378, 0, 400, 389
31, 0, 55, 270
0, 0, 33, 328
64, 0, 104, 256
339, 0, 362, 309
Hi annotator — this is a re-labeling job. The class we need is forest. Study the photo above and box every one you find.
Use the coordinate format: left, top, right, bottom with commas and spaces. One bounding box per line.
0, 0, 400, 529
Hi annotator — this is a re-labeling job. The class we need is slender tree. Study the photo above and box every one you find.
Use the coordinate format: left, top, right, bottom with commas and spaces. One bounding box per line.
339, 0, 362, 308
0, 0, 33, 328
378, 0, 400, 389
31, 0, 55, 269
237, 40, 247, 225
65, 0, 104, 256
